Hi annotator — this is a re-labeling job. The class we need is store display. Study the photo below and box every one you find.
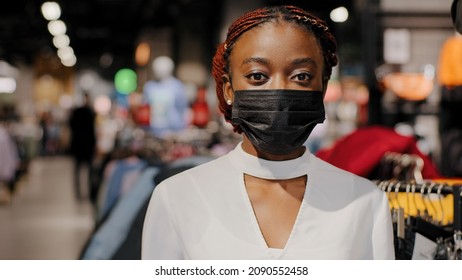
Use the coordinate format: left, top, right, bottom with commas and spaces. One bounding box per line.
375, 180, 462, 260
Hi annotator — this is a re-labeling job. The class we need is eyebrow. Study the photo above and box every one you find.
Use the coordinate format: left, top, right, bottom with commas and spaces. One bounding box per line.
241, 57, 270, 67
292, 57, 318, 67
241, 57, 318, 67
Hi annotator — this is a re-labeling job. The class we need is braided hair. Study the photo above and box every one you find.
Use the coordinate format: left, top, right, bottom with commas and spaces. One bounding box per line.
212, 5, 338, 133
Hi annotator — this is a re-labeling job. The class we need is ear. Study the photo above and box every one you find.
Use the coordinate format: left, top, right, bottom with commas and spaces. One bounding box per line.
222, 74, 234, 103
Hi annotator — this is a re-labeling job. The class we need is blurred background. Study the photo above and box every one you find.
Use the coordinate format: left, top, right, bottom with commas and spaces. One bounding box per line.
0, 0, 460, 260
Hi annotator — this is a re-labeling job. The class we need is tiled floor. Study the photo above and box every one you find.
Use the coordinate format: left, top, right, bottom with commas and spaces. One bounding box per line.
0, 156, 94, 260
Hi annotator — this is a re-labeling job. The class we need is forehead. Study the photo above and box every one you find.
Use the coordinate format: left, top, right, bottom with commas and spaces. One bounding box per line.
229, 21, 323, 66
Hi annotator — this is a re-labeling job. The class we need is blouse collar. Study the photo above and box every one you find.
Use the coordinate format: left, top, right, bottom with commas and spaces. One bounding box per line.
229, 142, 312, 180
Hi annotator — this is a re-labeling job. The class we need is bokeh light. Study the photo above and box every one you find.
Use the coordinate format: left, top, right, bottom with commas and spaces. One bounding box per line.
114, 68, 137, 94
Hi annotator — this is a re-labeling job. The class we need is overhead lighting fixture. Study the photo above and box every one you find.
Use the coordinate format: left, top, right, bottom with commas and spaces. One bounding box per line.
0, 77, 17, 94
41, 2, 61, 21
52, 34, 70, 49
41, 2, 76, 67
330, 6, 349, 23
57, 46, 74, 61
48, 20, 67, 36
61, 55, 77, 67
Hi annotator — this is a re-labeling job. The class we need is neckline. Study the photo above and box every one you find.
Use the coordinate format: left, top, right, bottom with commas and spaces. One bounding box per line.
229, 142, 312, 180
230, 142, 312, 255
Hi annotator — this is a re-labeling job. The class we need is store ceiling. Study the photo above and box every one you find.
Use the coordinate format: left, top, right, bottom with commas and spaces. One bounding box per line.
0, 0, 351, 78
0, 0, 215, 72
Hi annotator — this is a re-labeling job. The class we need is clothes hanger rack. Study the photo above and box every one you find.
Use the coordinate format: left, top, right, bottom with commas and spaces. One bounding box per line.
374, 180, 461, 230
374, 179, 462, 259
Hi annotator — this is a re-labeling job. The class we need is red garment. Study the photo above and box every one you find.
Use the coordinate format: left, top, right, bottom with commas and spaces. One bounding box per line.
315, 126, 441, 179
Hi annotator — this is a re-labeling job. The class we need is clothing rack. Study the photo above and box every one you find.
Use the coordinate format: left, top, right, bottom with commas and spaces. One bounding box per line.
374, 179, 462, 259
374, 180, 462, 231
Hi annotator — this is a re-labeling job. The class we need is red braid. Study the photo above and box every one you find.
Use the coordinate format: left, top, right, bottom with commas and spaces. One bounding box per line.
211, 5, 338, 133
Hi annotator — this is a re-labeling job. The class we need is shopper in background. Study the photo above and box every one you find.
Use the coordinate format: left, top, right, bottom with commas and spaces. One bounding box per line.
38, 111, 50, 156
68, 92, 97, 202
142, 5, 395, 260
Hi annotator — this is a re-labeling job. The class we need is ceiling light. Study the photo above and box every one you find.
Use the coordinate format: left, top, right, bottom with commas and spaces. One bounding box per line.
48, 20, 67, 36
330, 6, 349, 23
52, 34, 70, 49
41, 2, 61, 21
61, 55, 77, 67
0, 77, 17, 94
57, 46, 74, 61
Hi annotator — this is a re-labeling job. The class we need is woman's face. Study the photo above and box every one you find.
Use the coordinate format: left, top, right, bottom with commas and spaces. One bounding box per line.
223, 21, 325, 100
223, 21, 325, 159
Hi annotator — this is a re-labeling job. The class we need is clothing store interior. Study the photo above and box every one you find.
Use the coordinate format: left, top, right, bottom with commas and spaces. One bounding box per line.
0, 0, 461, 260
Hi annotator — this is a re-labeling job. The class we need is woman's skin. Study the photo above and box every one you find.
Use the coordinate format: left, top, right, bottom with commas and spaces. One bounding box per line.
222, 21, 325, 249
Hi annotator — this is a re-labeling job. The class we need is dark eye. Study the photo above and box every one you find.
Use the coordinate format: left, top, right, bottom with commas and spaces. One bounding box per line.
248, 73, 265, 81
293, 73, 312, 81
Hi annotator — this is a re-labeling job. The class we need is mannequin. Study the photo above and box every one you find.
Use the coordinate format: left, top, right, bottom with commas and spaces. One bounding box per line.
143, 56, 188, 137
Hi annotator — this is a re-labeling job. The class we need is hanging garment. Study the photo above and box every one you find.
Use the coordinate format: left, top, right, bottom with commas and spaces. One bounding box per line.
0, 126, 19, 182
112, 196, 152, 260
98, 157, 147, 220
142, 142, 395, 260
377, 179, 462, 260
393, 216, 453, 260
80, 166, 160, 260
315, 126, 441, 180
112, 158, 214, 260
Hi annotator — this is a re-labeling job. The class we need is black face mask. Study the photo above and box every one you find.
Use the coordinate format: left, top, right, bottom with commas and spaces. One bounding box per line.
231, 89, 325, 155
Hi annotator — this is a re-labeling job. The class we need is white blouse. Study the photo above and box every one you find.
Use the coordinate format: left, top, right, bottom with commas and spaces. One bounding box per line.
142, 143, 395, 259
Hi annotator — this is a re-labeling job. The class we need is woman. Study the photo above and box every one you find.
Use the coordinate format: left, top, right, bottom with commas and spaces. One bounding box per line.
142, 5, 395, 260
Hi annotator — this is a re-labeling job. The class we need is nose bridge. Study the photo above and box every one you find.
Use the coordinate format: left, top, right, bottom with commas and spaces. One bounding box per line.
271, 73, 288, 89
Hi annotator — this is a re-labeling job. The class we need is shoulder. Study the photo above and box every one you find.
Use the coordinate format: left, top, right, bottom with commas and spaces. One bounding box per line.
310, 154, 384, 200
311, 154, 370, 182
153, 154, 231, 196
149, 155, 232, 218
158, 155, 230, 188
